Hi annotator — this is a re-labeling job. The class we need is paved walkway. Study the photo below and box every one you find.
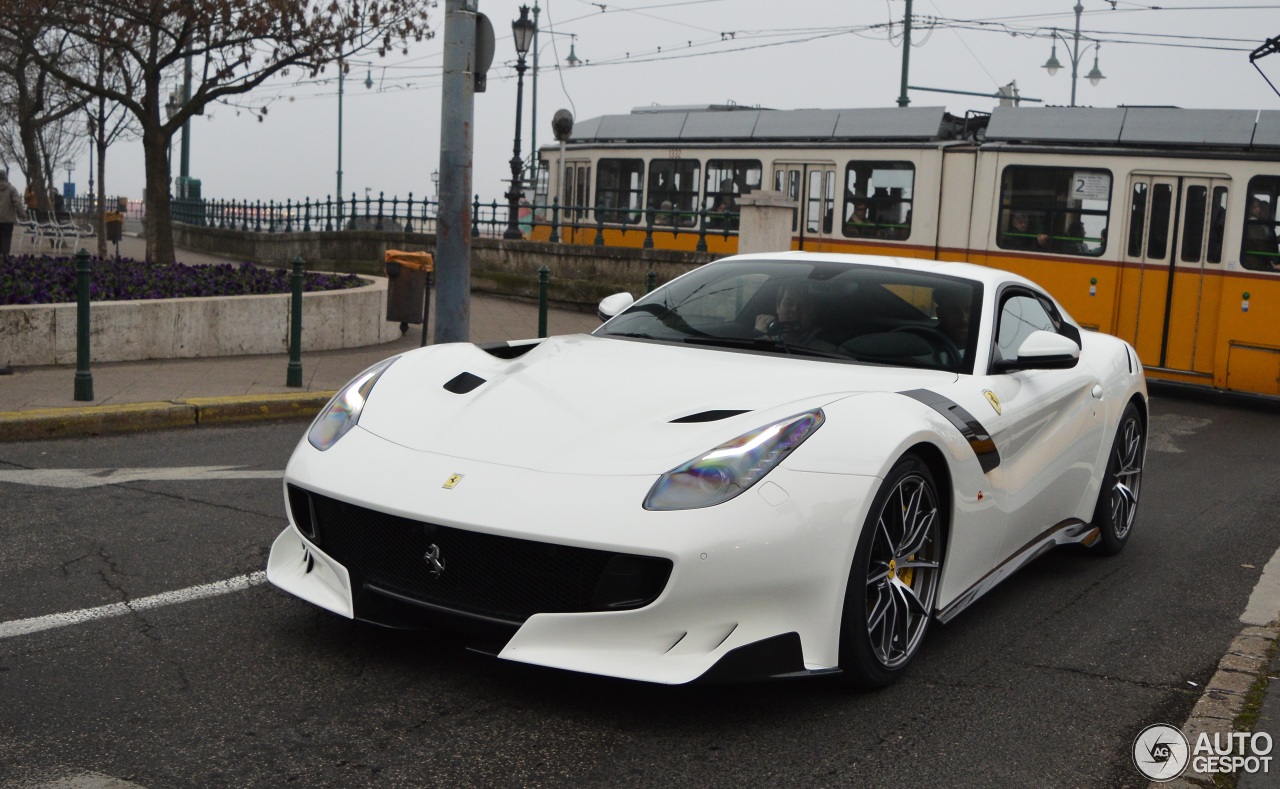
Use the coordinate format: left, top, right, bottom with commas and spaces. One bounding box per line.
0, 234, 600, 414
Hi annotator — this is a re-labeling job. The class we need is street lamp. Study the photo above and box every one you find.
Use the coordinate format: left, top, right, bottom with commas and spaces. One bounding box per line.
336, 60, 375, 224
1041, 2, 1105, 107
504, 5, 536, 240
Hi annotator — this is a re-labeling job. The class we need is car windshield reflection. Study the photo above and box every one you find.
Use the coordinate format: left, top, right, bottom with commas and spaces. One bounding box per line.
593, 259, 983, 374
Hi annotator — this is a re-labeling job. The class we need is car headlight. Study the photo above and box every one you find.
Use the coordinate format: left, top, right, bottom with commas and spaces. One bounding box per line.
307, 357, 399, 451
644, 409, 825, 511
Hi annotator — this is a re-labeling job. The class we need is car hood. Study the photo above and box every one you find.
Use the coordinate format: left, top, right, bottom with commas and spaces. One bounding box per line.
355, 334, 957, 475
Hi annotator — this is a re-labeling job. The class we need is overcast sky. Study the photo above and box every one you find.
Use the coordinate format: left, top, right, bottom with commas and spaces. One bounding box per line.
68, 0, 1280, 206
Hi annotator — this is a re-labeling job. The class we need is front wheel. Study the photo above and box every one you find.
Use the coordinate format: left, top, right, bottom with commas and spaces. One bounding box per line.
838, 454, 944, 688
1090, 402, 1145, 555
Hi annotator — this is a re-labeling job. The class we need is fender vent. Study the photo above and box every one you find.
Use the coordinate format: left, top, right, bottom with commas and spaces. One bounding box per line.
443, 372, 486, 394
670, 409, 750, 424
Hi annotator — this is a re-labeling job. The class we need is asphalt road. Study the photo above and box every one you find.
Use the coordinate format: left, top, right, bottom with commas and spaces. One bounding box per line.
1, 395, 1278, 789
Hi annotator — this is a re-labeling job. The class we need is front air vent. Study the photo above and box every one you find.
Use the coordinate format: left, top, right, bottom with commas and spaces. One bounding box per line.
477, 341, 540, 360
443, 372, 486, 394
670, 409, 751, 424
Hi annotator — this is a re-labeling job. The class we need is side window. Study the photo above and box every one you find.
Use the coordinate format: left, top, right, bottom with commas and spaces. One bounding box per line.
843, 161, 914, 240
1242, 176, 1280, 272
997, 165, 1111, 256
704, 159, 762, 231
595, 159, 644, 224
996, 294, 1058, 362
647, 159, 701, 227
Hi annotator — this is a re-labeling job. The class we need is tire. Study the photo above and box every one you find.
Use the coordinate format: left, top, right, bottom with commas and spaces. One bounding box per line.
838, 454, 944, 688
1090, 402, 1145, 555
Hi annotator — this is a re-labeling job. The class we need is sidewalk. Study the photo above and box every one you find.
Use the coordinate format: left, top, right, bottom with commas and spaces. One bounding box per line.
0, 235, 601, 437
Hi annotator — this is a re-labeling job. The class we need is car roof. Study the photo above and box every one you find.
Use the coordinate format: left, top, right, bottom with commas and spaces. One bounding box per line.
719, 251, 1042, 293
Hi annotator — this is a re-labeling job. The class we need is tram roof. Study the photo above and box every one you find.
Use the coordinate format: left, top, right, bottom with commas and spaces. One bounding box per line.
568, 106, 960, 143
985, 106, 1280, 150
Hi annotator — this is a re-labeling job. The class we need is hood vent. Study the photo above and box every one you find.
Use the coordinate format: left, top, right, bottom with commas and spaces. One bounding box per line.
669, 409, 750, 424
477, 341, 541, 360
443, 372, 486, 394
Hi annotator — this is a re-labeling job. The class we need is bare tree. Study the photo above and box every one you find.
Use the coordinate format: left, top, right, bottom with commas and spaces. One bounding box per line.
0, 27, 88, 214
1, 0, 432, 262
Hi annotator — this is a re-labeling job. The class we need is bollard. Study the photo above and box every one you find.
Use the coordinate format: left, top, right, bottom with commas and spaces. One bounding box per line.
286, 256, 304, 387
537, 265, 550, 338
73, 248, 94, 401
647, 270, 657, 294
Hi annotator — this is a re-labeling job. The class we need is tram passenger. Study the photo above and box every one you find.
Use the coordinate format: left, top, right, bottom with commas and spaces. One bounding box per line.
1243, 197, 1279, 271
1056, 220, 1088, 255
844, 200, 874, 236
655, 200, 675, 226
1003, 211, 1051, 251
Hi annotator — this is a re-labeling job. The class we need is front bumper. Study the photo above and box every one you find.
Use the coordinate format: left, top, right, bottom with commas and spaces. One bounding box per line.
267, 426, 878, 684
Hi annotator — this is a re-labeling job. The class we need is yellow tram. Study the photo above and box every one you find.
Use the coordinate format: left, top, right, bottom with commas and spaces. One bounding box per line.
532, 104, 1280, 397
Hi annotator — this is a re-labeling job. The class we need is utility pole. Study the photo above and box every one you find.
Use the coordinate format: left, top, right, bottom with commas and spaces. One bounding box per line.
1069, 1, 1083, 108
434, 0, 477, 343
897, 0, 913, 107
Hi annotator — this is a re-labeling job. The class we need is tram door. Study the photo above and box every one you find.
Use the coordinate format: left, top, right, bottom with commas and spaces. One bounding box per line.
773, 162, 836, 250
1118, 174, 1228, 376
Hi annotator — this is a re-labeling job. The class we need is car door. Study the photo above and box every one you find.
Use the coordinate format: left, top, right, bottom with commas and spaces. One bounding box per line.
977, 289, 1106, 556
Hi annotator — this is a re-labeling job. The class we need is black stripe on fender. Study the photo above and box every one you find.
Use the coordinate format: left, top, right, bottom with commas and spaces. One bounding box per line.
898, 389, 1001, 473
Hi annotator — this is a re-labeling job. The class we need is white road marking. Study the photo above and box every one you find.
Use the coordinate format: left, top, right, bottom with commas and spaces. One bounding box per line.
1146, 414, 1212, 454
0, 466, 283, 488
1242, 544, 1280, 626
37, 772, 149, 789
0, 572, 267, 640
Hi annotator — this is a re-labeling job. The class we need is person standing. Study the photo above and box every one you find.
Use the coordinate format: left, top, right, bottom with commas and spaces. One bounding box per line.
0, 171, 26, 257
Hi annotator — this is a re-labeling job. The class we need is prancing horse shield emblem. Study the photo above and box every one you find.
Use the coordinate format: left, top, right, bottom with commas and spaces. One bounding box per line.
983, 389, 1002, 415
423, 544, 445, 577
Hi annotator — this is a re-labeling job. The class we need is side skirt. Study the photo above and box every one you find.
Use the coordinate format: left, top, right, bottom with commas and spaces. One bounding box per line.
935, 519, 1099, 624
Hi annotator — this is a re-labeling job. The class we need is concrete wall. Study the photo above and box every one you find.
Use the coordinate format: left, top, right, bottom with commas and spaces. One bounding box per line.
170, 225, 718, 309
0, 277, 401, 366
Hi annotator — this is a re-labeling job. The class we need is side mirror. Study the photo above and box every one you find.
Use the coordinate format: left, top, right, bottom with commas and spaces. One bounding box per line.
597, 292, 635, 322
992, 330, 1080, 372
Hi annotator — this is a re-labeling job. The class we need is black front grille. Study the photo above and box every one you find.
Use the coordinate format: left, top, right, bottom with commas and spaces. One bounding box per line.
291, 486, 671, 625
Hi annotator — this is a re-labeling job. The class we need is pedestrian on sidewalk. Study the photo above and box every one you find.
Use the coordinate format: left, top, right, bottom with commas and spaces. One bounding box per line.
0, 171, 26, 257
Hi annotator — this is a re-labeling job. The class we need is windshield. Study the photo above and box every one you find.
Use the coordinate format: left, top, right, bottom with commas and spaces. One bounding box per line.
593, 259, 983, 374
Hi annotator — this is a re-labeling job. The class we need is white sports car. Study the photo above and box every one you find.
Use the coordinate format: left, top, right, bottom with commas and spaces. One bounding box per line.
267, 252, 1147, 687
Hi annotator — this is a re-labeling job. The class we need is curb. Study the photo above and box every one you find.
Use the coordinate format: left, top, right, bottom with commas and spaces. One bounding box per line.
1150, 622, 1280, 788
0, 392, 336, 442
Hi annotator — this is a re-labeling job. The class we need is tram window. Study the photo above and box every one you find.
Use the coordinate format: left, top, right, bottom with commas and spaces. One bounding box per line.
595, 159, 645, 224
843, 161, 913, 241
647, 160, 701, 226
1181, 186, 1208, 263
705, 160, 762, 231
1242, 177, 1280, 272
563, 162, 590, 222
1127, 183, 1148, 257
1148, 184, 1173, 260
997, 166, 1110, 256
1207, 186, 1228, 264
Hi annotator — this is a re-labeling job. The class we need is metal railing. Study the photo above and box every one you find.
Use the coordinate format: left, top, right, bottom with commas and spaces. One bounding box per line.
164, 193, 740, 251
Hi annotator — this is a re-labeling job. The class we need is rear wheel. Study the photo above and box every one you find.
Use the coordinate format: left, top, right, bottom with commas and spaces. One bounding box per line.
838, 454, 943, 688
1090, 402, 1145, 555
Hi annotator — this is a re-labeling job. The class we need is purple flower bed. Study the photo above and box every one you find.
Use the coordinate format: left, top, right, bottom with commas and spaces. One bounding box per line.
0, 254, 366, 306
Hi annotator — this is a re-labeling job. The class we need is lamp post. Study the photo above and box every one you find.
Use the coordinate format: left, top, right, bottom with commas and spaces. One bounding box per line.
504, 5, 535, 240
1041, 2, 1105, 107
